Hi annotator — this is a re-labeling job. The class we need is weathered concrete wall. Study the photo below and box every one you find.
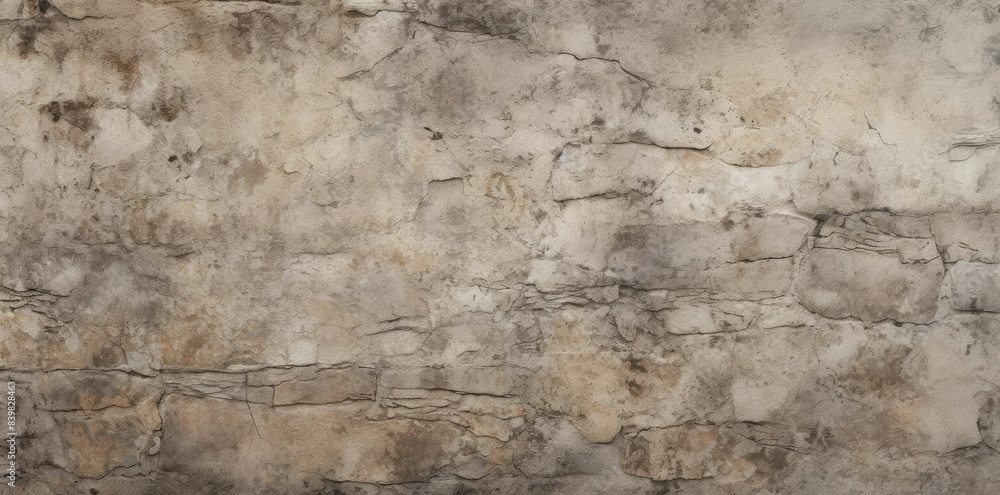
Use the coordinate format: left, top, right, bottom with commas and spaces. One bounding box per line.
2, 0, 1000, 493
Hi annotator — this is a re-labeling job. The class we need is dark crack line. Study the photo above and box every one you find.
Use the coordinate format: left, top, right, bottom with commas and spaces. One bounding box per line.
338, 46, 404, 79
245, 373, 263, 439
554, 52, 650, 86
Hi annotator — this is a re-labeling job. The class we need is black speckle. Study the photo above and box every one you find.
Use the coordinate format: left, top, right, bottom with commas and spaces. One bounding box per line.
89, 488, 99, 495
168, 155, 178, 162
38, 0, 50, 13
693, 127, 702, 133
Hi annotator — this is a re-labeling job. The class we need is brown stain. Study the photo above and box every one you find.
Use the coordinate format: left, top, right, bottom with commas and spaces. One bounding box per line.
540, 351, 635, 444
176, 6, 215, 54
611, 226, 649, 252
546, 314, 592, 352
415, 368, 448, 390
736, 87, 797, 130
703, 0, 769, 37
227, 157, 268, 195
624, 354, 682, 397
40, 374, 120, 411
149, 87, 186, 123
388, 248, 434, 275
91, 345, 123, 367
626, 377, 643, 397
747, 145, 785, 167
837, 406, 920, 454
621, 433, 652, 474
385, 422, 449, 482
626, 355, 648, 373
181, 334, 208, 356
52, 42, 70, 65
160, 327, 213, 367
728, 216, 768, 261
746, 447, 789, 474
390, 248, 407, 266
683, 150, 710, 164
431, 0, 529, 36
61, 421, 121, 477
230, 11, 256, 57
349, 256, 364, 270
227, 11, 290, 61
622, 426, 747, 480
76, 390, 104, 410
420, 63, 477, 123
693, 428, 718, 447
104, 53, 141, 91
57, 413, 146, 478
66, 325, 123, 370
838, 342, 914, 398
625, 130, 655, 144
485, 172, 516, 202
159, 396, 251, 474
43, 99, 96, 132
16, 24, 43, 58
126, 200, 151, 245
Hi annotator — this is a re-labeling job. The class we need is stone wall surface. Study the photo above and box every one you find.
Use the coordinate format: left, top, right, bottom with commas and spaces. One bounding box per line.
1, 0, 1000, 493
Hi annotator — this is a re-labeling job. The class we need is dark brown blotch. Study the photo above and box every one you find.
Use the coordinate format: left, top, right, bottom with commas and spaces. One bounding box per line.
17, 25, 40, 58
150, 88, 186, 123
105, 53, 141, 91
43, 99, 96, 132
433, 0, 529, 36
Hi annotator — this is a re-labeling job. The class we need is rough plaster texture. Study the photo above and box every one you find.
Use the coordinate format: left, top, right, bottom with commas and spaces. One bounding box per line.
2, 0, 1000, 493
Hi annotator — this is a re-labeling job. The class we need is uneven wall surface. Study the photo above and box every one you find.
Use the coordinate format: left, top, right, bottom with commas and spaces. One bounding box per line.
2, 0, 1000, 493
